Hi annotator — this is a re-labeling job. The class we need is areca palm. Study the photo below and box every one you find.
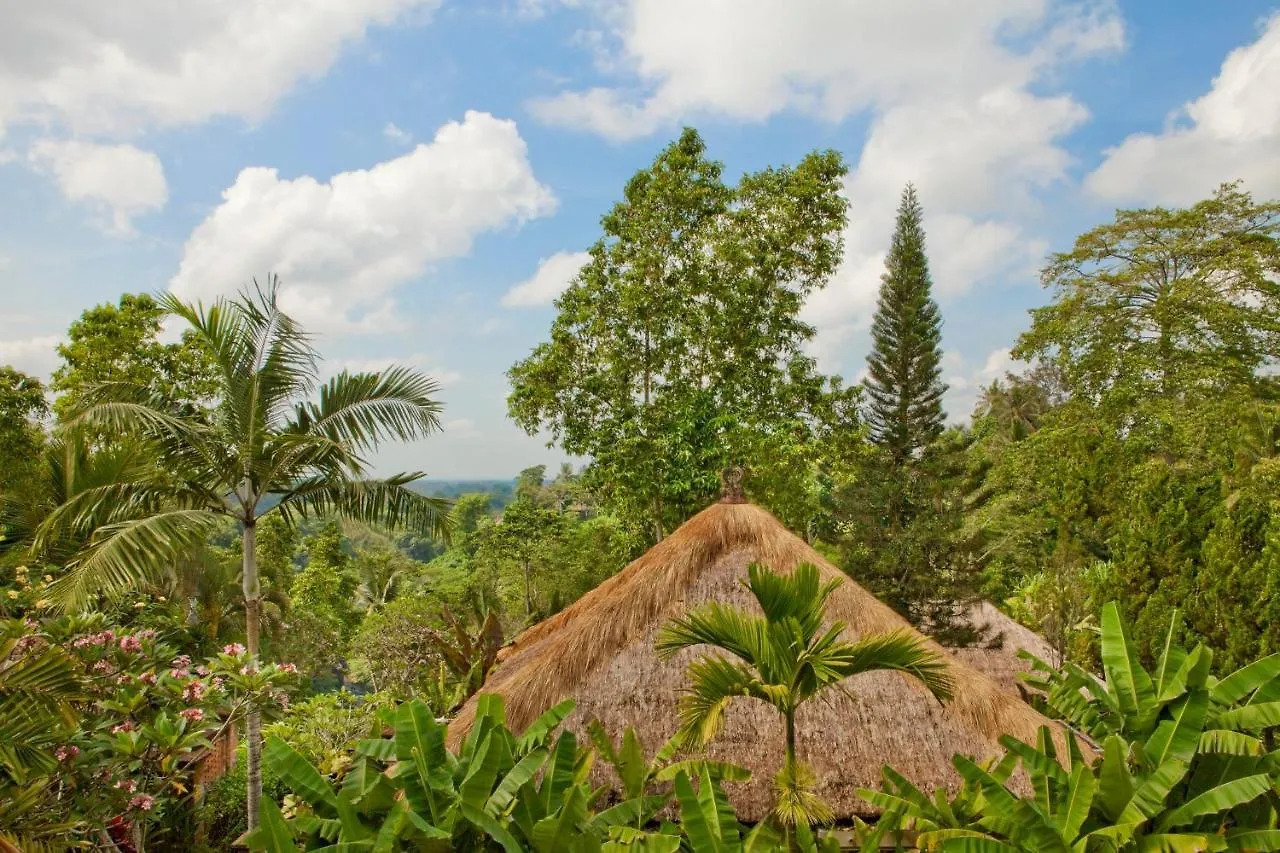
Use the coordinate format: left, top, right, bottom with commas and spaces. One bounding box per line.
32, 278, 449, 829
656, 562, 953, 834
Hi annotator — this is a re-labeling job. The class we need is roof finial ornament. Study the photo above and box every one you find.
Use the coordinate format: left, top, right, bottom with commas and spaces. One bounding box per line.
720, 466, 746, 504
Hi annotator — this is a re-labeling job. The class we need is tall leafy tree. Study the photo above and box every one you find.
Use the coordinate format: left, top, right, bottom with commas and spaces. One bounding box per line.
33, 279, 449, 829
51, 293, 217, 420
0, 368, 49, 552
508, 128, 849, 541
864, 184, 946, 465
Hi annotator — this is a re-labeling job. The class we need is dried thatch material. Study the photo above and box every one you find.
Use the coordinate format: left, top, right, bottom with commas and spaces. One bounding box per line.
448, 501, 1070, 820
949, 600, 1057, 698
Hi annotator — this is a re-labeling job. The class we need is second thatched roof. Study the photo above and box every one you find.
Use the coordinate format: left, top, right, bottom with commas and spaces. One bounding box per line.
448, 500, 1067, 820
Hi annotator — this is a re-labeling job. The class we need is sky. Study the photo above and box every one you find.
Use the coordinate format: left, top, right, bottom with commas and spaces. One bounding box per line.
1, 1, 1278, 478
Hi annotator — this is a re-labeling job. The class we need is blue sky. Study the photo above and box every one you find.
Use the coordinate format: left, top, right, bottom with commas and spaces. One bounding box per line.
1, 1, 1278, 478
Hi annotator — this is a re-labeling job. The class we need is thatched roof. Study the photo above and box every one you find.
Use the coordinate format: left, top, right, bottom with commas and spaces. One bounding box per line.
447, 501, 1068, 820
949, 600, 1057, 699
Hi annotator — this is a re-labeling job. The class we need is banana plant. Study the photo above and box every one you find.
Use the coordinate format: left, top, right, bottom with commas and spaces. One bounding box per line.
248, 696, 658, 852
600, 766, 839, 853
1020, 602, 1280, 834
587, 720, 750, 826
856, 751, 1020, 850
924, 726, 1278, 852
1021, 603, 1280, 757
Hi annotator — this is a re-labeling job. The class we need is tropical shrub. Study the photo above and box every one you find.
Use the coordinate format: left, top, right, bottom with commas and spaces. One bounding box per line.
657, 562, 953, 835
0, 615, 298, 850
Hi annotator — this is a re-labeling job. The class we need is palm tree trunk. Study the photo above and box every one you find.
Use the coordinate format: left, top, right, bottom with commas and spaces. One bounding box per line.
242, 518, 263, 831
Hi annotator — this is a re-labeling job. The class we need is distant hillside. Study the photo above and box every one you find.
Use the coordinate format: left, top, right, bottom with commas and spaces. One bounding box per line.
409, 479, 516, 506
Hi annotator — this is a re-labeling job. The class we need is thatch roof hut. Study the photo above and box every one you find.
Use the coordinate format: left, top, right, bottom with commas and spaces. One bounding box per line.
949, 601, 1057, 699
448, 495, 1067, 820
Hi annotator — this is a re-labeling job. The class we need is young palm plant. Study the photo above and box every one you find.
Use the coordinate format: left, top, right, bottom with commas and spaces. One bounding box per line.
32, 278, 449, 829
656, 562, 954, 838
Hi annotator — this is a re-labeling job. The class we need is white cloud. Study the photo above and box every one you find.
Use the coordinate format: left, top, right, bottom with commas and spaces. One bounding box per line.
170, 111, 556, 333
0, 334, 63, 379
0, 0, 442, 137
443, 417, 479, 436
536, 1, 1117, 380
28, 139, 167, 235
383, 122, 413, 145
529, 0, 1121, 141
328, 354, 461, 388
502, 250, 590, 307
943, 346, 1022, 422
1087, 12, 1280, 204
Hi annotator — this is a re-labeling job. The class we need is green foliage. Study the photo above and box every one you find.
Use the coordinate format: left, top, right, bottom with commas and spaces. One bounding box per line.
50, 292, 218, 421
0, 614, 297, 848
262, 691, 396, 775
657, 562, 953, 832
0, 368, 49, 547
864, 184, 946, 465
508, 128, 851, 541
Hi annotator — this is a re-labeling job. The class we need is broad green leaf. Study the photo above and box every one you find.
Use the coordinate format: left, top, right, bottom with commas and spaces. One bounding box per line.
1212, 654, 1280, 707
1101, 602, 1155, 728
264, 736, 338, 812
1157, 774, 1271, 830
1213, 701, 1280, 732
245, 796, 296, 853
518, 699, 577, 754
1144, 691, 1209, 767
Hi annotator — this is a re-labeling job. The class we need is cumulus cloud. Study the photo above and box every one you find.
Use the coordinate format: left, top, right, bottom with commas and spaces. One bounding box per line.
943, 347, 1022, 422
327, 354, 461, 388
502, 250, 590, 307
28, 139, 167, 235
383, 122, 413, 145
533, 2, 1118, 376
1087, 12, 1280, 204
0, 334, 63, 379
0, 0, 441, 137
170, 111, 556, 333
529, 0, 1121, 140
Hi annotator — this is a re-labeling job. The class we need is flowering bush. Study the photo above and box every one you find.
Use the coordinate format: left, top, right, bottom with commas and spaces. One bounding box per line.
1, 614, 299, 850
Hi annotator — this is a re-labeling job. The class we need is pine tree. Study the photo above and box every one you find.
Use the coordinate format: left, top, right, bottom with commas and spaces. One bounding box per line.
864, 184, 946, 465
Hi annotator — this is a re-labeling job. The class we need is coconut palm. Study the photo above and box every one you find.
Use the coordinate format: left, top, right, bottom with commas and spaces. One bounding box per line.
32, 278, 449, 829
656, 562, 953, 836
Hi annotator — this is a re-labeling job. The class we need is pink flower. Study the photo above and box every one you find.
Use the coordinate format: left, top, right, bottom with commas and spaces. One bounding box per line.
222, 643, 246, 656
171, 654, 192, 668
138, 629, 157, 640
92, 660, 112, 674
115, 779, 138, 793
195, 665, 210, 677
239, 664, 258, 676
129, 795, 155, 811
54, 745, 79, 762
111, 721, 135, 735
169, 668, 190, 680
119, 635, 142, 654
182, 680, 207, 702
179, 708, 204, 722
103, 631, 115, 642
211, 677, 225, 691
278, 663, 298, 674
116, 673, 132, 685
139, 672, 157, 686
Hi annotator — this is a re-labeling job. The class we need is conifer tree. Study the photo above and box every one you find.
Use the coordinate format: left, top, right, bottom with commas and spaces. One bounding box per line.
864, 184, 946, 464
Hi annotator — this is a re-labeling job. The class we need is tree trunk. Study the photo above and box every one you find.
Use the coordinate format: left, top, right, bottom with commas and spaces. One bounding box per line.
522, 557, 532, 618
242, 518, 263, 831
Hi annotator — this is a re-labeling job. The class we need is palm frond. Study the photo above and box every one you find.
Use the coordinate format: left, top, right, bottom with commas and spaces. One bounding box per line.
276, 475, 451, 540
295, 367, 444, 453
656, 602, 768, 665
49, 509, 225, 611
678, 655, 770, 745
746, 562, 840, 637
829, 629, 955, 704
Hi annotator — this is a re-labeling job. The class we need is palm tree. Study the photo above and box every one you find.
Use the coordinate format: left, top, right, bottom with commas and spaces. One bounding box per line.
656, 562, 953, 837
32, 278, 449, 829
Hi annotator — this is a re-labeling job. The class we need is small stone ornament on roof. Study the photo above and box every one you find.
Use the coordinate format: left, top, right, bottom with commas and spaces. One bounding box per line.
720, 466, 746, 504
